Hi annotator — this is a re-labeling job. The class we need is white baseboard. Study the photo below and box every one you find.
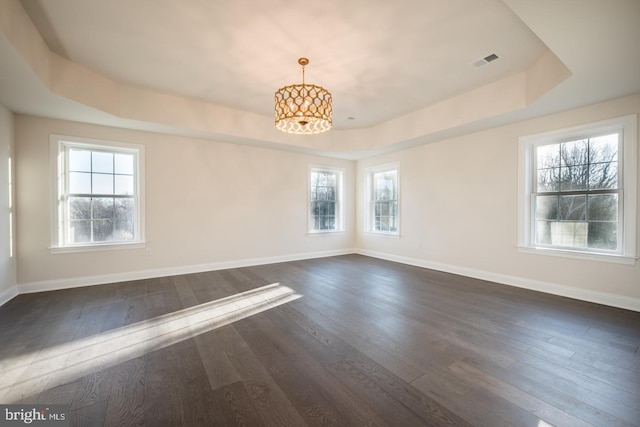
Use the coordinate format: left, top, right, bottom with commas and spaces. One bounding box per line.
0, 285, 18, 307
9, 248, 640, 313
17, 249, 356, 295
356, 249, 640, 312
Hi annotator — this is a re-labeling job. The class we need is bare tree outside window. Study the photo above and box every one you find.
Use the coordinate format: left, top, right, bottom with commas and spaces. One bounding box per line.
372, 169, 398, 233
309, 168, 342, 232
534, 133, 619, 250
65, 147, 137, 244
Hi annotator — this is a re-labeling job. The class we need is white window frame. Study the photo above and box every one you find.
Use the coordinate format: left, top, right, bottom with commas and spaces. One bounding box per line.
518, 114, 637, 264
365, 162, 400, 236
308, 166, 344, 234
50, 135, 146, 253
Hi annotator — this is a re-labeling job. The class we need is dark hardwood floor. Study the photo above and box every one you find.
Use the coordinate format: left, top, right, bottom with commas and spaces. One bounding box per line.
1, 254, 639, 426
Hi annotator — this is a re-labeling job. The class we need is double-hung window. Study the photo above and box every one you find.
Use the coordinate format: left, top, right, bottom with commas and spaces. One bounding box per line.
51, 135, 145, 251
366, 163, 399, 235
518, 115, 637, 263
309, 166, 343, 233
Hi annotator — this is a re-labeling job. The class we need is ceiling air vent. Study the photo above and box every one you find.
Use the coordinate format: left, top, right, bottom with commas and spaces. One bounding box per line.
473, 53, 500, 68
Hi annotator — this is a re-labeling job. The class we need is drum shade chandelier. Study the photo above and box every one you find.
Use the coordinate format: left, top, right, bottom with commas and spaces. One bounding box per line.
275, 58, 332, 135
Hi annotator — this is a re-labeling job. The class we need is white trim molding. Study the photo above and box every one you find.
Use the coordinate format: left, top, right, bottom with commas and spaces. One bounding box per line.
49, 134, 147, 252
0, 285, 19, 307
17, 249, 355, 295
356, 249, 640, 312
364, 162, 401, 236
517, 114, 637, 263
6, 249, 639, 313
308, 164, 345, 234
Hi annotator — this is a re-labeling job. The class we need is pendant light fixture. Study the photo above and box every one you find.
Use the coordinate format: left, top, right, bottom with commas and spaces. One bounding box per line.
274, 58, 332, 135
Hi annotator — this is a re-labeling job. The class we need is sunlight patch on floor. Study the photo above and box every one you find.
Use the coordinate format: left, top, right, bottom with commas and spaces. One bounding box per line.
0, 283, 300, 403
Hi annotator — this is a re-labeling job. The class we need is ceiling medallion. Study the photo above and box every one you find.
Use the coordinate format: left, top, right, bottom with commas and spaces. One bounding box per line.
275, 58, 332, 135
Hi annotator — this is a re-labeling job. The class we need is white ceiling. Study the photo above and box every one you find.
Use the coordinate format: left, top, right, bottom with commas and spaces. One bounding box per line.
2, 0, 640, 158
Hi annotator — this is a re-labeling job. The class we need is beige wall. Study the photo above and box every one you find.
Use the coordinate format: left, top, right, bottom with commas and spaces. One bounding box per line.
11, 93, 640, 310
15, 116, 355, 289
0, 104, 16, 303
357, 93, 640, 308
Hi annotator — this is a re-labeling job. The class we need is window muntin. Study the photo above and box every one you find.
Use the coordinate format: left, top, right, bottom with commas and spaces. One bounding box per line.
309, 167, 343, 233
533, 133, 621, 252
52, 136, 144, 249
366, 164, 399, 234
518, 114, 637, 263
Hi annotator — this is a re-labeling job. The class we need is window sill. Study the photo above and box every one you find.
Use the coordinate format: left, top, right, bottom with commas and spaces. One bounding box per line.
517, 245, 637, 265
364, 231, 400, 239
307, 231, 345, 237
50, 242, 146, 254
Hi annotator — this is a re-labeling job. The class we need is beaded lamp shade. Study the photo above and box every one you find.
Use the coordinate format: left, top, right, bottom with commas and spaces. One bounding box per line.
274, 58, 332, 135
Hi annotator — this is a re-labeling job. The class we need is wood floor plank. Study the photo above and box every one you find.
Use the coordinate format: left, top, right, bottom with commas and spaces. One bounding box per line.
453, 384, 545, 426
34, 379, 82, 407
70, 369, 110, 411
104, 358, 145, 427
284, 297, 425, 382
453, 341, 640, 426
2, 303, 91, 403
410, 371, 525, 427
214, 323, 308, 426
173, 277, 242, 390
515, 352, 640, 421
143, 341, 189, 427
62, 300, 133, 410
173, 343, 219, 427
448, 360, 595, 427
246, 308, 396, 426
338, 355, 472, 426
525, 345, 640, 399
1, 255, 639, 426
211, 381, 268, 427
233, 313, 380, 426
504, 364, 639, 427
69, 399, 108, 427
